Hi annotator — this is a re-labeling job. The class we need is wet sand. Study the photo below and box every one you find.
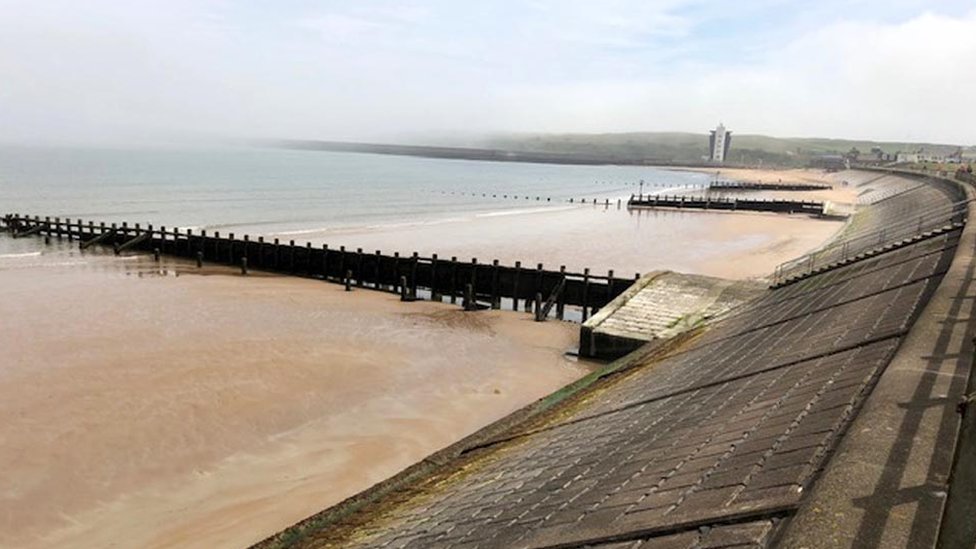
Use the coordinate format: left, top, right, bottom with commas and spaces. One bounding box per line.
0, 169, 853, 548
268, 204, 845, 281
0, 242, 588, 549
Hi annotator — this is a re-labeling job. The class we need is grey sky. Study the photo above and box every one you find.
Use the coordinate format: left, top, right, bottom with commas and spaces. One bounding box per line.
1, 0, 974, 146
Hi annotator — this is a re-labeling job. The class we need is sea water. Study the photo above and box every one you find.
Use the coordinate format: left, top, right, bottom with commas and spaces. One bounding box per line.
0, 145, 710, 239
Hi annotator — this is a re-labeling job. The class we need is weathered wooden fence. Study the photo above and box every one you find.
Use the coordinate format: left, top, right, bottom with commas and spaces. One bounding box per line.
627, 194, 825, 215
707, 181, 831, 191
1, 214, 636, 321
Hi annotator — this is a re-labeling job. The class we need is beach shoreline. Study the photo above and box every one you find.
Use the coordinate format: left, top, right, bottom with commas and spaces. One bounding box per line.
0, 159, 858, 549
0, 245, 589, 549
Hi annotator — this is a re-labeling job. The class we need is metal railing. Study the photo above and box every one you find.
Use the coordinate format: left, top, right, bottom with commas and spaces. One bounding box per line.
772, 198, 970, 286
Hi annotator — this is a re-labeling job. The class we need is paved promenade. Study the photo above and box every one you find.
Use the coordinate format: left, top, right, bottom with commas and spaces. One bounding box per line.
258, 171, 973, 549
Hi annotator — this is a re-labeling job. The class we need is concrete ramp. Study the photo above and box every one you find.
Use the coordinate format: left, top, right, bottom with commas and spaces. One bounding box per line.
579, 271, 764, 359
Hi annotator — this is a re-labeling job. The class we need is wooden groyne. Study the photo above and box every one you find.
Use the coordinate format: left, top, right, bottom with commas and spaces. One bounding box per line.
708, 181, 831, 191
1, 214, 636, 321
626, 194, 825, 215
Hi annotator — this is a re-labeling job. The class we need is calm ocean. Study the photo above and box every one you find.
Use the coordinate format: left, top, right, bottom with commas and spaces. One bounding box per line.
0, 145, 709, 238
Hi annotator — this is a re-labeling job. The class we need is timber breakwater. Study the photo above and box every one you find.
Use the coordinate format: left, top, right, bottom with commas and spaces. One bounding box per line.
252, 170, 976, 549
0, 214, 635, 322
708, 181, 832, 192
627, 194, 826, 215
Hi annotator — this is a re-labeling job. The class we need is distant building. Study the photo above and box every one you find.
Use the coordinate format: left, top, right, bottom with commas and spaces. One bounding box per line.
947, 148, 963, 164
709, 123, 732, 163
811, 154, 847, 172
868, 147, 896, 162
897, 149, 947, 164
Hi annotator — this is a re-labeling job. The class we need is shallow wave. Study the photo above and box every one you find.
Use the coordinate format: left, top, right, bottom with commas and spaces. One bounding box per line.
272, 216, 471, 236
475, 205, 575, 218
57, 210, 161, 218
0, 251, 42, 259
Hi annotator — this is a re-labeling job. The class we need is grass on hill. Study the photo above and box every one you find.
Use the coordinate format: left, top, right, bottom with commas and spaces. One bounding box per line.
480, 132, 970, 167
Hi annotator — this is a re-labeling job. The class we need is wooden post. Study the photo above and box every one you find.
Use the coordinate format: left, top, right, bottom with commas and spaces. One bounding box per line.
156, 225, 166, 253
400, 276, 409, 301
356, 248, 364, 287
273, 238, 280, 269
338, 246, 346, 282
512, 261, 522, 311
154, 248, 160, 262
534, 292, 544, 321
491, 259, 500, 309
411, 252, 419, 296
305, 242, 312, 275
450, 256, 458, 304
530, 263, 542, 312
322, 244, 329, 279
582, 267, 591, 321
289, 240, 296, 273
241, 256, 248, 275
375, 250, 382, 289
470, 258, 478, 303
464, 283, 475, 311
431, 254, 440, 300
196, 251, 203, 268
557, 265, 566, 320
607, 269, 615, 300
345, 269, 352, 291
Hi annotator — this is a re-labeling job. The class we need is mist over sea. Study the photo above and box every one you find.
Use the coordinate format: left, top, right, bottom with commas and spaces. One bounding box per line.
0, 145, 710, 240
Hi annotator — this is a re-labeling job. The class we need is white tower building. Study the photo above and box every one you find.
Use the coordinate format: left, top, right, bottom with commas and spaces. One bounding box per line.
709, 123, 732, 163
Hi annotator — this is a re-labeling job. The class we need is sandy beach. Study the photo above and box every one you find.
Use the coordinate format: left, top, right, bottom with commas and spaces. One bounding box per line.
264, 202, 845, 281
684, 167, 860, 204
0, 243, 587, 549
0, 167, 854, 549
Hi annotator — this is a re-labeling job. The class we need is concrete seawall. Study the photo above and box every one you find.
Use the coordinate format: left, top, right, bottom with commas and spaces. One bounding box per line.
254, 169, 975, 549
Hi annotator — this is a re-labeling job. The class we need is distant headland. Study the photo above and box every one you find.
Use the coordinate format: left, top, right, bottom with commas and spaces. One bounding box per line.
268, 131, 972, 169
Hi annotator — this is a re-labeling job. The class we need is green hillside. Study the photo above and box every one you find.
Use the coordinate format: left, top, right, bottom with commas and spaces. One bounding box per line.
480, 132, 968, 167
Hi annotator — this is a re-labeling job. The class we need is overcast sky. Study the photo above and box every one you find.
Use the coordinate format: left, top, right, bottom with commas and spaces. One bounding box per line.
1, 0, 974, 146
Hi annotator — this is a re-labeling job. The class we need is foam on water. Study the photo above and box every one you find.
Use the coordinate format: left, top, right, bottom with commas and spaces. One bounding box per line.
0, 251, 41, 259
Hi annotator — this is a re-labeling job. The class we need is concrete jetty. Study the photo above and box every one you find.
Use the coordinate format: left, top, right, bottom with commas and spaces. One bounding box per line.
255, 169, 976, 549
579, 271, 764, 359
